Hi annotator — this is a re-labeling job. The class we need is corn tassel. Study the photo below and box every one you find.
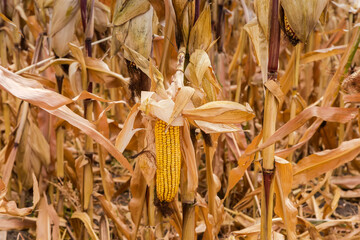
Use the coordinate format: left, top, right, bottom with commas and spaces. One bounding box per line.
155, 120, 181, 202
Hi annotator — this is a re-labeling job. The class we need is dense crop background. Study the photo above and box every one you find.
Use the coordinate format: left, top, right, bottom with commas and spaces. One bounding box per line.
0, 0, 360, 239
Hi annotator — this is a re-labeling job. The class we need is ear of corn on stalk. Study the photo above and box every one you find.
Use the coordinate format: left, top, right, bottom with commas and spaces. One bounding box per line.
155, 119, 181, 202
283, 14, 300, 46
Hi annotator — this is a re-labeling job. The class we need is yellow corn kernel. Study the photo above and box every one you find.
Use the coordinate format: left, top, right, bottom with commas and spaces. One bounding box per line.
284, 14, 299, 46
155, 119, 181, 202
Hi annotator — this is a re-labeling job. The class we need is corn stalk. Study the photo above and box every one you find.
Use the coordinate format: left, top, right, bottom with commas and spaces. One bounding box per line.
260, 0, 280, 238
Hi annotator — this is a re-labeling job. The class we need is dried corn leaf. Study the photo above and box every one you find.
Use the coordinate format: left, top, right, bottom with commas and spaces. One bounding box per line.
129, 161, 147, 238
274, 157, 297, 240
0, 67, 133, 173
71, 212, 99, 240
224, 132, 262, 199
0, 66, 72, 110
94, 193, 131, 240
115, 103, 143, 152
293, 138, 360, 185
182, 101, 255, 124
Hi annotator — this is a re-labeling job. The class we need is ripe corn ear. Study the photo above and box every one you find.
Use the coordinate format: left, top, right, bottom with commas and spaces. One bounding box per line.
155, 119, 181, 202
284, 15, 300, 46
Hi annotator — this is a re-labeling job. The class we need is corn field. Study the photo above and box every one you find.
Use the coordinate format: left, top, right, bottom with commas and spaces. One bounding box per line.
1, 0, 360, 239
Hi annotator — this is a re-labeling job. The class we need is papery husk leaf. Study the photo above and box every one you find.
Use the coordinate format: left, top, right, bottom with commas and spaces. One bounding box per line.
137, 151, 156, 186
254, 0, 269, 40
193, 121, 242, 134
15, 120, 50, 189
293, 138, 360, 185
123, 45, 167, 98
274, 157, 297, 240
124, 7, 153, 59
140, 91, 186, 126
188, 4, 211, 54
71, 212, 99, 240
94, 1, 110, 33
180, 120, 198, 201
280, 0, 328, 43
244, 18, 268, 83
168, 86, 194, 125
50, 0, 79, 57
85, 57, 129, 88
182, 101, 255, 124
113, 0, 150, 26
115, 103, 142, 152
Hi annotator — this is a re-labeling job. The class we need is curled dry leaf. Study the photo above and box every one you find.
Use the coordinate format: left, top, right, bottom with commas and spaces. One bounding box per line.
0, 66, 133, 173
293, 138, 360, 185
249, 107, 358, 156
188, 4, 212, 54
182, 101, 255, 124
274, 157, 297, 240
224, 132, 262, 200
94, 193, 131, 240
129, 161, 147, 238
71, 212, 100, 240
50, 0, 80, 57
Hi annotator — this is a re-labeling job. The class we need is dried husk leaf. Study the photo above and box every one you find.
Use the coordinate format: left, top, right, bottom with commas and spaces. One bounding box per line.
123, 45, 167, 97
254, 0, 269, 40
85, 57, 129, 88
115, 103, 143, 152
244, 18, 268, 82
139, 91, 185, 126
94, 1, 110, 33
180, 120, 198, 201
168, 86, 195, 125
15, 120, 50, 189
182, 101, 255, 124
112, 0, 150, 26
50, 0, 80, 57
280, 0, 328, 43
188, 4, 212, 54
123, 7, 153, 59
